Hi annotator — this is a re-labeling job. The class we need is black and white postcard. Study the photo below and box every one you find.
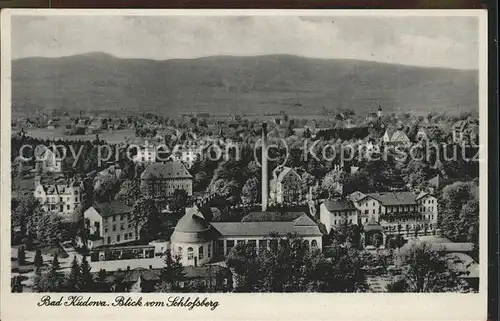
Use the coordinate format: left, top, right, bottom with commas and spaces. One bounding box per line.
0, 9, 488, 321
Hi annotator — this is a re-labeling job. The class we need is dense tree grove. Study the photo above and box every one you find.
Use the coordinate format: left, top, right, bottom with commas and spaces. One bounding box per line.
226, 233, 367, 292
438, 182, 479, 250
389, 242, 468, 292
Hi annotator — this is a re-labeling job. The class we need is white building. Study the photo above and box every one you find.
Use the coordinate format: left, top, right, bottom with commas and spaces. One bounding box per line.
170, 206, 323, 267
269, 166, 303, 205
34, 147, 62, 173
132, 146, 157, 164
168, 145, 203, 169
83, 201, 136, 249
416, 191, 439, 223
33, 176, 82, 221
319, 199, 360, 234
347, 191, 439, 237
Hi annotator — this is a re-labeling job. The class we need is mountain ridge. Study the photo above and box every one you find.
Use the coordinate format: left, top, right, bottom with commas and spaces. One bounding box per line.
12, 53, 479, 117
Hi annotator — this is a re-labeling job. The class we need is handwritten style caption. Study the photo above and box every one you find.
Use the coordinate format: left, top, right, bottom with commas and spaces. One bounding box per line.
37, 295, 220, 311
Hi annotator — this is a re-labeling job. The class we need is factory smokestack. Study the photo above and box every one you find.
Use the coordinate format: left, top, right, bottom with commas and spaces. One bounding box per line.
261, 123, 268, 212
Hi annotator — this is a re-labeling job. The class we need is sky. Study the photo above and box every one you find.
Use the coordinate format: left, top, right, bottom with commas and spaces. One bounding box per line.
11, 15, 480, 70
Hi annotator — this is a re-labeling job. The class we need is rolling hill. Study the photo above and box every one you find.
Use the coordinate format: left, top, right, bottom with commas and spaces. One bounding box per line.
11, 53, 479, 117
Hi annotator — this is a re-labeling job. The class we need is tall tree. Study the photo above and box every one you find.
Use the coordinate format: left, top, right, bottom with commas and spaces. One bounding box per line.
17, 246, 26, 266
12, 276, 23, 293
226, 243, 263, 292
439, 182, 479, 244
12, 194, 39, 237
169, 189, 189, 213
115, 179, 140, 205
95, 269, 109, 292
241, 177, 259, 206
39, 254, 66, 292
67, 256, 81, 292
79, 255, 94, 292
34, 249, 43, 268
131, 197, 162, 242
156, 250, 186, 292
32, 267, 44, 293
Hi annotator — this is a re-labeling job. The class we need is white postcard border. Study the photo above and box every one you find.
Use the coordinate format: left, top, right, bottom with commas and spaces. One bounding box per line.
0, 9, 489, 321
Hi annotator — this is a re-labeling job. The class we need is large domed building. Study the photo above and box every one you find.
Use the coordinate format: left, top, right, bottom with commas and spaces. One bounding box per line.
171, 206, 214, 267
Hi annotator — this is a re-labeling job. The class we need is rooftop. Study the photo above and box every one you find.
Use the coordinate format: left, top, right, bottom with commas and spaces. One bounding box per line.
241, 210, 304, 222
365, 191, 418, 206
92, 201, 132, 218
141, 162, 192, 180
323, 199, 357, 212
211, 214, 322, 237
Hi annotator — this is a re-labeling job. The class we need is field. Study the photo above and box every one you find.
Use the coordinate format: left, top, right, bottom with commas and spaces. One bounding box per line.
24, 129, 135, 144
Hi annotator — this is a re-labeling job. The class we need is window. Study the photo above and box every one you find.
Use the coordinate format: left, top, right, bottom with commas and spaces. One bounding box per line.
372, 210, 375, 214
237, 240, 245, 246
226, 240, 235, 255
113, 216, 116, 222
217, 240, 224, 255
120, 215, 124, 221
199, 246, 204, 259
365, 210, 368, 214
248, 240, 256, 248
124, 234, 128, 240
121, 224, 125, 231
107, 237, 111, 244
67, 205, 70, 210
187, 247, 194, 260
208, 244, 211, 258
117, 235, 121, 242
104, 228, 108, 233
311, 240, 318, 248
112, 225, 116, 232
129, 232, 133, 238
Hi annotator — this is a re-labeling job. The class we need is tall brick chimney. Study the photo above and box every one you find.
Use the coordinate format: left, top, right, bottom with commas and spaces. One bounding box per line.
261, 123, 268, 212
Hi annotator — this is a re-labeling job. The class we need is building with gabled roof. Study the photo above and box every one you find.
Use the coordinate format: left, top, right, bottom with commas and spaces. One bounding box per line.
345, 190, 438, 239
269, 166, 303, 206
382, 128, 411, 147
140, 162, 193, 198
34, 147, 62, 173
83, 200, 135, 249
33, 176, 82, 221
319, 199, 360, 233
